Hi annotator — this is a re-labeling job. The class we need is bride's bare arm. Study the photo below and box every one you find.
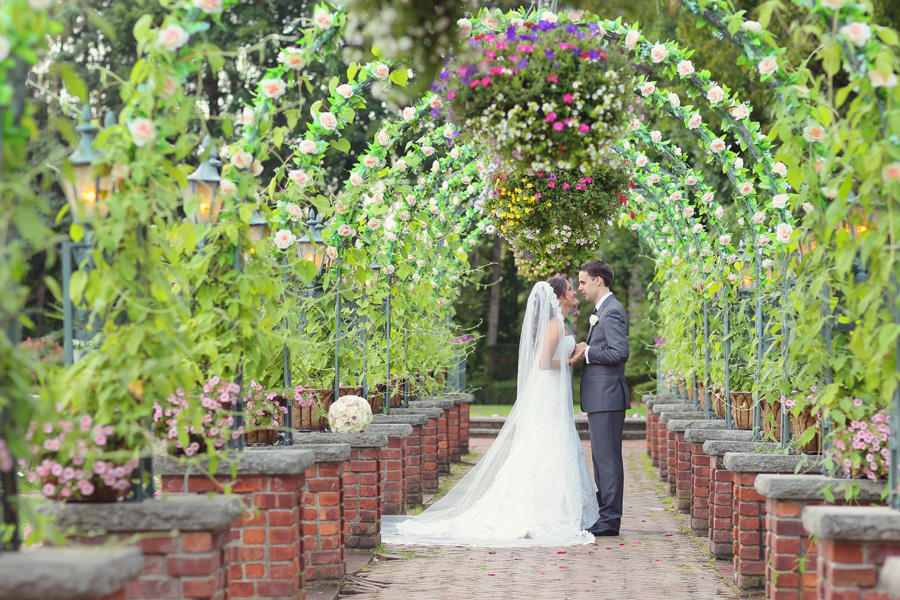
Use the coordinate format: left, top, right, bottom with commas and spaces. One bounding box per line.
540, 318, 561, 369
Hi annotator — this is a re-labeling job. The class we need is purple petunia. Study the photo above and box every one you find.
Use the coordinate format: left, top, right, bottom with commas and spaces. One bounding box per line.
536, 20, 556, 32
544, 49, 556, 59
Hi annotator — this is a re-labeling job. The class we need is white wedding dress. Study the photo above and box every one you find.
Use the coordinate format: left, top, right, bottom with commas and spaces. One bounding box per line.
381, 282, 599, 547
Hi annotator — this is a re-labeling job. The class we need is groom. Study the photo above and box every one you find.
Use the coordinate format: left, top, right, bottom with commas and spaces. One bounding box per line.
569, 260, 630, 536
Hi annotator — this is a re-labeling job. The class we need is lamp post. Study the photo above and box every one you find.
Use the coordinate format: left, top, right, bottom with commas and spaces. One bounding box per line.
361, 262, 381, 403
182, 136, 223, 225
384, 269, 393, 415
248, 210, 268, 243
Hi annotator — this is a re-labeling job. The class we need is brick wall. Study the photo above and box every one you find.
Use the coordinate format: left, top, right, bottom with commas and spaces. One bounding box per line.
448, 404, 460, 463
405, 424, 424, 506
731, 472, 766, 591
71, 530, 230, 600
436, 409, 450, 474
343, 447, 382, 549
459, 402, 470, 455
666, 427, 677, 493
301, 461, 346, 585
646, 409, 660, 466
708, 455, 734, 559
765, 498, 818, 599
690, 441, 711, 534
161, 474, 304, 599
380, 436, 408, 515
674, 431, 691, 512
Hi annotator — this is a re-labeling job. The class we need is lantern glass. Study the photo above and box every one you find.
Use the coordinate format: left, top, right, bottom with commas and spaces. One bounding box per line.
248, 210, 268, 243
64, 165, 103, 222
183, 181, 223, 224
297, 238, 325, 271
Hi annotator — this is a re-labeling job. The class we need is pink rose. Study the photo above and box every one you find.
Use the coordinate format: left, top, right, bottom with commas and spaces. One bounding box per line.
314, 7, 333, 28
288, 170, 309, 187
42, 483, 56, 497
650, 44, 668, 63
729, 104, 749, 120
676, 60, 695, 77
739, 182, 754, 195
285, 202, 304, 222
623, 30, 639, 49
363, 155, 379, 168
372, 63, 390, 80
348, 172, 362, 186
158, 25, 189, 52
159, 75, 178, 99
687, 113, 702, 129
706, 85, 724, 104
280, 49, 304, 70
337, 224, 352, 237
273, 229, 295, 250
840, 22, 870, 47
259, 78, 286, 99
128, 118, 156, 147
318, 111, 337, 131
193, 0, 223, 14
298, 139, 317, 155
336, 84, 354, 99
775, 223, 793, 243
757, 56, 778, 76
708, 138, 726, 153
230, 149, 252, 169
640, 82, 655, 97
883, 162, 900, 181
802, 123, 825, 143
869, 69, 898, 89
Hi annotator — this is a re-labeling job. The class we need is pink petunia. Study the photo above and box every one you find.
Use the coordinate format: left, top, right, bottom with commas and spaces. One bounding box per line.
545, 112, 557, 123
553, 122, 564, 131
563, 93, 574, 104
579, 123, 590, 133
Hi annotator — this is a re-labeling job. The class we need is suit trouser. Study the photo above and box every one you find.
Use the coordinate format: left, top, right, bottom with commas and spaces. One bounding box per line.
587, 410, 626, 530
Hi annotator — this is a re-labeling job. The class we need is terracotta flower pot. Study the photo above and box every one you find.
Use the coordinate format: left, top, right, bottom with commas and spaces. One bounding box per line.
730, 391, 754, 430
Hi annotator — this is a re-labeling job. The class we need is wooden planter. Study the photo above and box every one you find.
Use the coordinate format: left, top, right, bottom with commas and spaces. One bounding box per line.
686, 383, 694, 403
711, 386, 725, 418
368, 384, 385, 414
730, 391, 754, 430
790, 407, 821, 453
760, 396, 782, 442
244, 429, 279, 445
696, 382, 706, 409
294, 388, 334, 431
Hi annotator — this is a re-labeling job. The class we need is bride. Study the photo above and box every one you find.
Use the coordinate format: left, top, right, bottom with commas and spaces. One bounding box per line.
381, 277, 599, 546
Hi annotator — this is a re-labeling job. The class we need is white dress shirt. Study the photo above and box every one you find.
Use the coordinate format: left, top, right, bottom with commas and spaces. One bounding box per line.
584, 291, 612, 365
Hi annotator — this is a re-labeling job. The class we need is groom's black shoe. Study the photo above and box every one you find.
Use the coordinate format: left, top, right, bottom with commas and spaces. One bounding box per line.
585, 520, 619, 536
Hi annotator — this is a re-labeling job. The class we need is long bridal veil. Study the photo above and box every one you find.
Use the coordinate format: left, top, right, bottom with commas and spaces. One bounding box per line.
381, 281, 599, 547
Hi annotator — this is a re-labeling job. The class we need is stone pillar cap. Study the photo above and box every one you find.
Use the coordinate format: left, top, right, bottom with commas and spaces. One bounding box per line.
155, 446, 315, 476
667, 418, 722, 432
723, 452, 820, 473
393, 406, 443, 419
409, 398, 453, 410
40, 494, 245, 533
644, 394, 680, 408
702, 440, 783, 457
684, 428, 755, 444
660, 411, 707, 424
802, 505, 900, 542
292, 430, 389, 448
0, 547, 143, 600
368, 423, 413, 438
435, 392, 474, 405
373, 413, 429, 426
754, 473, 886, 502
291, 441, 351, 463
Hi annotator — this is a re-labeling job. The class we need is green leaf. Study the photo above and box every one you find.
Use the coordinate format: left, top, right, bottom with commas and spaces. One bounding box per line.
876, 26, 899, 47
239, 204, 253, 224
207, 51, 224, 75
389, 69, 408, 87
822, 40, 841, 76
330, 138, 350, 153
133, 14, 153, 44
69, 270, 88, 303
69, 222, 84, 243
55, 63, 88, 101
339, 107, 355, 123
347, 63, 359, 82
86, 7, 117, 41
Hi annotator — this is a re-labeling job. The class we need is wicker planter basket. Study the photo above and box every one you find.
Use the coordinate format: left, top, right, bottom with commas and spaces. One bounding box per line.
711, 386, 725, 418
244, 429, 279, 445
730, 391, 754, 430
790, 407, 821, 454
760, 396, 782, 442
294, 388, 334, 431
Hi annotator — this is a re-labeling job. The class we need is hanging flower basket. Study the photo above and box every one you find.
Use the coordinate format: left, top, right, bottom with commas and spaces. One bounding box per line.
294, 388, 334, 432
440, 15, 630, 172
710, 385, 725, 418
789, 407, 821, 454
730, 391, 754, 430
153, 377, 242, 457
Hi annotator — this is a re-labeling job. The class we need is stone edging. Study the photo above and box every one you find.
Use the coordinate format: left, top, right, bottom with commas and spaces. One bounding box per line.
665, 418, 720, 432
684, 428, 754, 444
368, 423, 414, 438
155, 447, 315, 476
702, 440, 783, 457
393, 407, 444, 419
0, 547, 144, 600
373, 413, 430, 426
723, 452, 821, 473
291, 441, 351, 463
292, 430, 389, 448
660, 411, 708, 423
802, 505, 900, 542
754, 473, 887, 502
409, 399, 453, 410
41, 494, 246, 533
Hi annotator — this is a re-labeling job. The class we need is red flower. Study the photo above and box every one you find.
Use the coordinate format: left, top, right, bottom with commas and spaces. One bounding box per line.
630, 211, 636, 219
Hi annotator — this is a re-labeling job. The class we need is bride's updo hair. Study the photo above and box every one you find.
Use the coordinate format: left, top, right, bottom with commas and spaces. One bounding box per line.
546, 276, 568, 299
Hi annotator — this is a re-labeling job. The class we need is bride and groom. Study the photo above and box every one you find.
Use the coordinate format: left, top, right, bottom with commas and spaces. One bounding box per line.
382, 259, 630, 546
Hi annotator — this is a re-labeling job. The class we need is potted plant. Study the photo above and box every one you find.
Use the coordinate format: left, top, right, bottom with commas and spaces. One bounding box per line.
243, 381, 289, 445
152, 376, 242, 456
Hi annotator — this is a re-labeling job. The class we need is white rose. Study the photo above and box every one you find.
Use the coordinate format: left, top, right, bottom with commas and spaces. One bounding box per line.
299, 139, 317, 155
348, 172, 362, 186
757, 234, 770, 247
640, 82, 656, 97
260, 78, 286, 99
714, 207, 725, 219
706, 85, 724, 104
683, 206, 694, 217
646, 212, 657, 222
634, 194, 643, 203
629, 118, 642, 131
219, 179, 236, 196
450, 147, 459, 159
741, 20, 762, 33
403, 107, 417, 120
668, 92, 680, 107
709, 138, 726, 153
757, 56, 778, 76
650, 130, 662, 143
128, 118, 156, 147
670, 191, 682, 201
285, 203, 304, 222
541, 11, 557, 23
362, 155, 378, 168
729, 104, 749, 120
318, 112, 337, 131
288, 170, 309, 186
701, 192, 714, 204
421, 145, 434, 157
635, 154, 648, 167
624, 30, 640, 49
687, 113, 702, 129
337, 224, 352, 237
772, 162, 787, 177
373, 63, 390, 80
230, 149, 252, 169
772, 194, 789, 209
193, 0, 223, 14
648, 174, 660, 184
840, 22, 870, 47
676, 60, 695, 77
457, 18, 472, 36
802, 123, 825, 143
650, 43, 669, 63
251, 160, 263, 176
280, 49, 304, 70
589, 314, 599, 327
734, 157, 744, 170
273, 229, 295, 250
692, 224, 703, 234
336, 83, 354, 99
752, 211, 766, 224
775, 223, 793, 243
158, 25, 189, 52
314, 7, 333, 28
869, 69, 899, 89
718, 234, 732, 245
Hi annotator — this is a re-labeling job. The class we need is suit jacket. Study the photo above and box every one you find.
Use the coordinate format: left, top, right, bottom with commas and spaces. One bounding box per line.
580, 293, 630, 413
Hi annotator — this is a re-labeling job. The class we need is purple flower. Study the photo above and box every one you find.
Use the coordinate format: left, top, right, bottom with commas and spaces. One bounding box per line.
517, 58, 528, 69
567, 25, 579, 34
506, 26, 517, 40
536, 20, 556, 32
544, 49, 556, 59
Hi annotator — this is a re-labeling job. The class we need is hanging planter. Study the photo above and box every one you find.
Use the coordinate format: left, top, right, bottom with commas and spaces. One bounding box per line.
440, 14, 631, 172
729, 391, 754, 430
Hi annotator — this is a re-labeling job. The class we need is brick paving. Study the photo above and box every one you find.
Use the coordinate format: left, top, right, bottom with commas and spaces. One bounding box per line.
341, 438, 739, 599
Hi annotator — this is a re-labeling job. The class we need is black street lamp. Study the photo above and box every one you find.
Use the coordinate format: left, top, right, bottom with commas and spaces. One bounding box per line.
182, 137, 223, 225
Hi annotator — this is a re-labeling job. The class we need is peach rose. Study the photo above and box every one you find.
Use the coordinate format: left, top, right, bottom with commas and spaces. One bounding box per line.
298, 139, 317, 155
274, 229, 296, 250
706, 85, 724, 104
158, 25, 189, 52
708, 138, 726, 153
193, 0, 223, 14
230, 149, 252, 170
773, 162, 787, 177
687, 113, 702, 129
285, 203, 304, 222
751, 211, 766, 224
288, 170, 309, 186
701, 192, 714, 204
280, 49, 305, 70
318, 111, 337, 131
314, 8, 333, 28
757, 56, 778, 76
802, 123, 825, 143
775, 223, 793, 243
623, 30, 639, 50
372, 63, 390, 80
883, 162, 900, 181
650, 44, 669, 63
640, 81, 656, 97
348, 172, 362, 186
676, 60, 695, 77
128, 118, 156, 147
337, 224, 352, 237
336, 83, 354, 98
772, 194, 789, 209
868, 69, 898, 89
739, 182, 754, 195
259, 78, 286, 99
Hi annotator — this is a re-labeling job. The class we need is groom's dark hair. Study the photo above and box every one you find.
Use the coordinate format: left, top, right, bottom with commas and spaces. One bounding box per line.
579, 260, 614, 288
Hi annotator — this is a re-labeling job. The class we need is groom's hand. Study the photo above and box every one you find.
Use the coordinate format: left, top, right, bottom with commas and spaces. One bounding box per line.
568, 342, 587, 366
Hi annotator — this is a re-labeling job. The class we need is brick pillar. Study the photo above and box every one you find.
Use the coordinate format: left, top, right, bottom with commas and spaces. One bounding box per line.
708, 454, 734, 559
732, 472, 767, 591
690, 441, 711, 534
49, 495, 245, 600
156, 448, 315, 599
673, 431, 692, 512
646, 408, 659, 464
380, 435, 408, 515
448, 403, 461, 463
436, 409, 450, 474
421, 416, 439, 491
296, 444, 350, 586
459, 400, 470, 455
405, 424, 423, 506
344, 446, 382, 549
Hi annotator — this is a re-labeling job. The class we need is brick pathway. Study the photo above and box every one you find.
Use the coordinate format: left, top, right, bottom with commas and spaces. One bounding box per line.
341, 438, 739, 599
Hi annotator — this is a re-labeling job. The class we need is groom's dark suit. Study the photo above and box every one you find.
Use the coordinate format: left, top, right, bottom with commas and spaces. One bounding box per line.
580, 293, 630, 533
